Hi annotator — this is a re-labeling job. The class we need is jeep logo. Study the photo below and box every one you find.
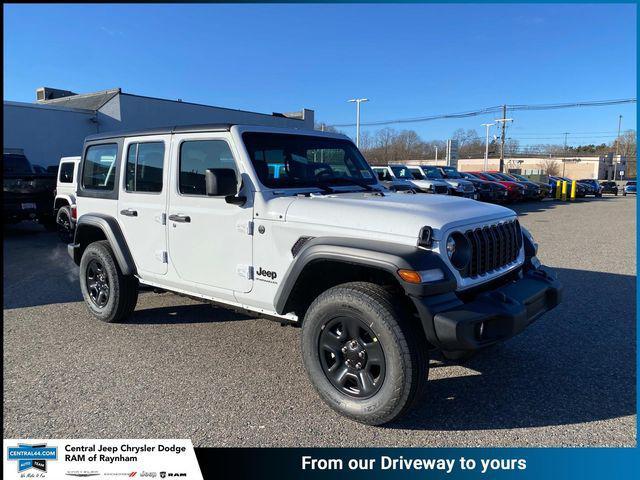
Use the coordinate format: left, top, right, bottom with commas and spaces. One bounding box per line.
256, 267, 277, 280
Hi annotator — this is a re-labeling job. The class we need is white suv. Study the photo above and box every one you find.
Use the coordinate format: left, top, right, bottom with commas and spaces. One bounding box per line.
373, 164, 450, 194
54, 156, 81, 242
68, 124, 562, 425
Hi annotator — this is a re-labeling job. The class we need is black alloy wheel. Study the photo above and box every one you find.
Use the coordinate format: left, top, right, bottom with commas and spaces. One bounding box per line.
318, 316, 386, 398
85, 259, 110, 308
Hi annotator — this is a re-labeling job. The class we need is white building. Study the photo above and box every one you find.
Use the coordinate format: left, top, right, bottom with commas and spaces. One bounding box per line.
4, 87, 314, 167
405, 154, 623, 180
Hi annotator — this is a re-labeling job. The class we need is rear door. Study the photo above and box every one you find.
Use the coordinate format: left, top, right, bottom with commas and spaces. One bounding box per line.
117, 136, 169, 275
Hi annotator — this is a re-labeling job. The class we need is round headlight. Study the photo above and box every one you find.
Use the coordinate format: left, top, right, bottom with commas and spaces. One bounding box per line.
446, 236, 456, 258
446, 232, 471, 270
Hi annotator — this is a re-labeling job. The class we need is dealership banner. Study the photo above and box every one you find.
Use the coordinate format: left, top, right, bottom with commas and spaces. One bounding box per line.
3, 439, 202, 479
4, 443, 640, 479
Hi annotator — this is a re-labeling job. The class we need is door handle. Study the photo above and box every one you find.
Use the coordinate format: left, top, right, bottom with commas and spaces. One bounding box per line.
120, 209, 138, 217
168, 214, 191, 223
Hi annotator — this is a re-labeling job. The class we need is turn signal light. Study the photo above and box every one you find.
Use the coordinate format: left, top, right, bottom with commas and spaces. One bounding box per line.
71, 207, 77, 219
398, 269, 422, 284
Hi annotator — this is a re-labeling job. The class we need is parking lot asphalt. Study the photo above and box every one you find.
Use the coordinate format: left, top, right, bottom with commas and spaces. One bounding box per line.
3, 196, 636, 447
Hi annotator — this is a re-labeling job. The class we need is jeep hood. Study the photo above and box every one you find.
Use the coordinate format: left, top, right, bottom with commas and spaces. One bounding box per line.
283, 191, 515, 240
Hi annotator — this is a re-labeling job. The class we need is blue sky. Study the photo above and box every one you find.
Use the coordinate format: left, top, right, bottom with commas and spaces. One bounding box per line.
4, 3, 637, 147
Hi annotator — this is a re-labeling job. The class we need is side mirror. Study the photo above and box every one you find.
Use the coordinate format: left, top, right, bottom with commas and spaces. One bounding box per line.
205, 168, 238, 196
205, 168, 246, 205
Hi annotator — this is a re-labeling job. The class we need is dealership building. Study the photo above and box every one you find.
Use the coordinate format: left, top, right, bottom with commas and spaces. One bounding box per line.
4, 87, 315, 168
407, 154, 629, 180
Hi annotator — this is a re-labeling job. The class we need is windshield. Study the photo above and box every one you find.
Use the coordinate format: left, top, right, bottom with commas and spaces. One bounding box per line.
242, 132, 377, 189
627, 181, 636, 186
3, 154, 33, 174
480, 173, 502, 182
441, 167, 462, 179
422, 166, 444, 179
409, 168, 424, 180
389, 166, 414, 180
492, 172, 515, 181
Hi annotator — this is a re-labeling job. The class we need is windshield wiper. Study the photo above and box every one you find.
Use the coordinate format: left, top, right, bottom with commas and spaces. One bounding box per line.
320, 177, 375, 192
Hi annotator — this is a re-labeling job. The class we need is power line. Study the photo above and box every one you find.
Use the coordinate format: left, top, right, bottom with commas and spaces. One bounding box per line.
328, 98, 636, 128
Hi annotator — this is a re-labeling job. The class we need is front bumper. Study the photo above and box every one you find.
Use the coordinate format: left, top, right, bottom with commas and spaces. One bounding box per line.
411, 266, 562, 352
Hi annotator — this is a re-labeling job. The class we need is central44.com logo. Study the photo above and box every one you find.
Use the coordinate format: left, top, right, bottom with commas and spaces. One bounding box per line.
6, 444, 58, 474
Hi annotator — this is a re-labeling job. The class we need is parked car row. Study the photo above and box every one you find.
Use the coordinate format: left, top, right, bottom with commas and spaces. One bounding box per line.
371, 162, 632, 205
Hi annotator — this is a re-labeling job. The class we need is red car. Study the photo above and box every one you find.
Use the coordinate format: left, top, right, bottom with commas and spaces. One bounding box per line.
468, 172, 524, 202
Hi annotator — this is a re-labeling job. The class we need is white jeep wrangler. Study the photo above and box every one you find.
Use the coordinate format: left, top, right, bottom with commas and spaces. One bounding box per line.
68, 124, 562, 425
54, 156, 81, 242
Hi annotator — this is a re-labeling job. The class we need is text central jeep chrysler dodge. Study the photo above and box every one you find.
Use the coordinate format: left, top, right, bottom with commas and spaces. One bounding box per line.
68, 124, 562, 425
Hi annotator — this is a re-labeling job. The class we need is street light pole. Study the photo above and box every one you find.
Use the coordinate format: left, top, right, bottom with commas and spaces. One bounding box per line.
481, 123, 495, 171
347, 98, 369, 148
615, 115, 623, 181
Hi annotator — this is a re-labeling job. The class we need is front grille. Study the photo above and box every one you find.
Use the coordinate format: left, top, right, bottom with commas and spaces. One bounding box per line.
461, 220, 522, 278
435, 185, 448, 194
463, 184, 474, 192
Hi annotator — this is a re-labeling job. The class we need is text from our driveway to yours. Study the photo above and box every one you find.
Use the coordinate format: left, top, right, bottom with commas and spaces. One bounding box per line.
302, 455, 527, 474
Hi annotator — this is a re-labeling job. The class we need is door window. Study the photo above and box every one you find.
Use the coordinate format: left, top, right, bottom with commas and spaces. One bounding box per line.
82, 144, 118, 190
179, 140, 237, 195
125, 142, 165, 193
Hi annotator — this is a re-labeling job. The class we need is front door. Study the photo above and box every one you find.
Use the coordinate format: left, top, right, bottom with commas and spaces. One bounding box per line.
118, 136, 169, 276
167, 133, 253, 293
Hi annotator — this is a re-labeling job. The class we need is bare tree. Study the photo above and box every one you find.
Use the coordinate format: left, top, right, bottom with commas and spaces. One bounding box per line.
538, 158, 561, 176
614, 130, 637, 158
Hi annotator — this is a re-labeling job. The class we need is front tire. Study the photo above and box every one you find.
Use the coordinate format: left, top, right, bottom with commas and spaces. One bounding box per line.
80, 240, 138, 323
301, 282, 428, 425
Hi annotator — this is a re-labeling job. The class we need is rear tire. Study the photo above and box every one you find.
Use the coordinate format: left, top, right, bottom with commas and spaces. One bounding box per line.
56, 206, 74, 243
79, 240, 138, 323
301, 282, 428, 425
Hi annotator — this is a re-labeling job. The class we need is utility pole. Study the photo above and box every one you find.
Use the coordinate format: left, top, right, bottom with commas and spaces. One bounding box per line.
347, 98, 369, 148
615, 115, 623, 181
435, 146, 438, 161
495, 105, 513, 173
481, 123, 495, 172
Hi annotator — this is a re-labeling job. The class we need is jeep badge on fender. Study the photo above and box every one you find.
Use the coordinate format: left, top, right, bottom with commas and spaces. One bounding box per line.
256, 267, 277, 280
68, 123, 562, 425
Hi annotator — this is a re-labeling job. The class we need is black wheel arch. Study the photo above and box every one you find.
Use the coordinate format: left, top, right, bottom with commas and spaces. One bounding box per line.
70, 214, 136, 276
273, 236, 455, 316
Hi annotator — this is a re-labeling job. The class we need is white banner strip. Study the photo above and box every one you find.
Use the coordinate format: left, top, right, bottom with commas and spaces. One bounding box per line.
3, 439, 203, 480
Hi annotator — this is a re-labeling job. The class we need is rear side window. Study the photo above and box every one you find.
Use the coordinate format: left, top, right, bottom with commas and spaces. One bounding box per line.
82, 144, 118, 190
59, 162, 75, 183
125, 142, 165, 193
179, 140, 237, 195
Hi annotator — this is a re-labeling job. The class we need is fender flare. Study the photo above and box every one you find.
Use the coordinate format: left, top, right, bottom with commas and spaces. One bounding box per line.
54, 194, 75, 210
71, 214, 136, 276
273, 236, 455, 315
